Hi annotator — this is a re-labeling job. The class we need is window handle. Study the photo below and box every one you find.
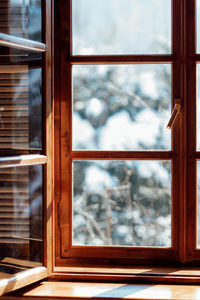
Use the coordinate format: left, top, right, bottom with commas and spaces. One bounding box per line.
166, 98, 182, 130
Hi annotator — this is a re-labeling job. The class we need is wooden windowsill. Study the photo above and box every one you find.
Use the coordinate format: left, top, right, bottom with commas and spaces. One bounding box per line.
4, 280, 200, 300
53, 265, 200, 276
3, 266, 200, 298
51, 265, 200, 284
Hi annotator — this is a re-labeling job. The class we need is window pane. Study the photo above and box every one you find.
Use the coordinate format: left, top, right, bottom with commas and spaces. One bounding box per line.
197, 65, 200, 149
0, 164, 43, 277
0, 54, 43, 154
197, 0, 200, 53
72, 0, 171, 55
0, 0, 42, 42
197, 161, 200, 247
73, 160, 171, 247
73, 64, 171, 151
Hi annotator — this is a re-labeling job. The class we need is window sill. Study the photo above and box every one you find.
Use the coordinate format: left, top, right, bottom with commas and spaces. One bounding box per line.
50, 266, 200, 284
4, 280, 200, 300
51, 266, 200, 284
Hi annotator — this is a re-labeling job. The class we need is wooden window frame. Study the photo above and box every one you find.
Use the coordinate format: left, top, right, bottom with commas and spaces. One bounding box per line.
54, 0, 200, 270
0, 0, 53, 296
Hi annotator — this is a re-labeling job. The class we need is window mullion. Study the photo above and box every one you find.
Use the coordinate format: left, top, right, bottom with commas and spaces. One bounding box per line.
185, 0, 198, 261
170, 0, 186, 262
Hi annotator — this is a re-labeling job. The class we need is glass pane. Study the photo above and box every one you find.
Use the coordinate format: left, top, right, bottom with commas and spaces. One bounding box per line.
197, 161, 200, 247
73, 160, 171, 247
0, 164, 43, 278
0, 53, 43, 154
197, 65, 200, 149
73, 64, 171, 151
197, 0, 200, 53
0, 0, 42, 42
72, 0, 171, 55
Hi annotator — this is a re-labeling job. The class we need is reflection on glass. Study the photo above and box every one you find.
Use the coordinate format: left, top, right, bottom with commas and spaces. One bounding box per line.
0, 165, 43, 278
73, 64, 171, 151
73, 160, 171, 247
0, 0, 42, 42
0, 60, 42, 153
72, 0, 171, 55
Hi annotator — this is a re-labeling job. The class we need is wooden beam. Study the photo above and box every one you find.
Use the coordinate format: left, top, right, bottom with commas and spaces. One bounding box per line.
68, 55, 174, 64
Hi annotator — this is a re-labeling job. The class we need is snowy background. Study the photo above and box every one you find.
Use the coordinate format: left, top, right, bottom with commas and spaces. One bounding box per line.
72, 0, 172, 247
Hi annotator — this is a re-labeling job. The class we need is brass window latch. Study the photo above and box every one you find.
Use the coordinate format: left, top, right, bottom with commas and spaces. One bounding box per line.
166, 98, 182, 130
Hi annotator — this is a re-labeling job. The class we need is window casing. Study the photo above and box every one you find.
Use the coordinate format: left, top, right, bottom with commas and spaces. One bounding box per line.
54, 0, 200, 267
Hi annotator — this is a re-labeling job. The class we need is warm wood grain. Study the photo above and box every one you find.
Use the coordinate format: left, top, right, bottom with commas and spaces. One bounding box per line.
63, 247, 176, 261
70, 151, 173, 160
184, 0, 197, 262
54, 0, 61, 264
1, 257, 42, 268
0, 267, 48, 296
5, 281, 200, 299
43, 0, 54, 276
53, 265, 200, 277
56, 0, 72, 259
